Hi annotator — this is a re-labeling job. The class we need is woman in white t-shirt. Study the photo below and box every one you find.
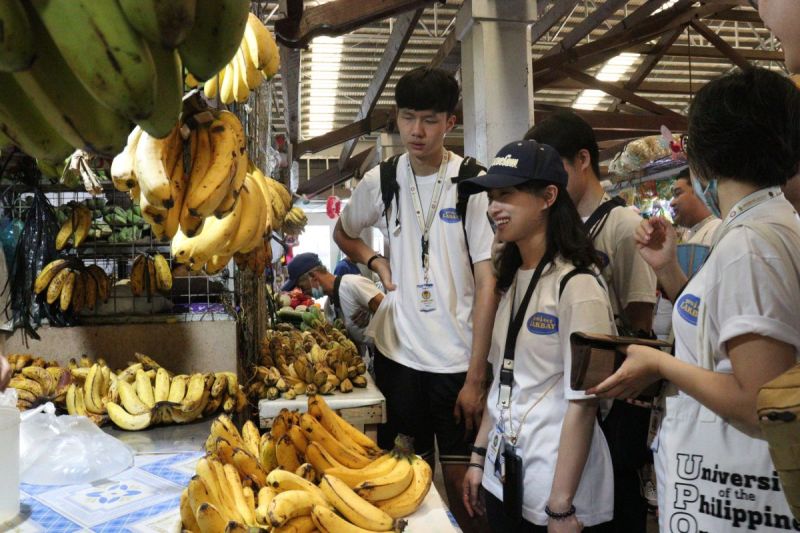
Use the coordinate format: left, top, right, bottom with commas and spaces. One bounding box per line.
461, 140, 615, 532
589, 68, 800, 532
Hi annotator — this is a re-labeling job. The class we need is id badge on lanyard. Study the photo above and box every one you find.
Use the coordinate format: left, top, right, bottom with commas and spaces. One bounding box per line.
408, 153, 449, 313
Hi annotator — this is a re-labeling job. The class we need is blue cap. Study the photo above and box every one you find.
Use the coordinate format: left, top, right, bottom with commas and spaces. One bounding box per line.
460, 140, 568, 194
282, 252, 323, 291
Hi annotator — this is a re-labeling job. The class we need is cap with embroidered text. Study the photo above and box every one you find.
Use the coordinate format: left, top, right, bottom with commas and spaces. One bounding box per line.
460, 140, 568, 194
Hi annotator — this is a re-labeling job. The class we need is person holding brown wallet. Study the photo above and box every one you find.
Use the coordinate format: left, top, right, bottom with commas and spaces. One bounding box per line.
588, 67, 800, 532
460, 140, 616, 532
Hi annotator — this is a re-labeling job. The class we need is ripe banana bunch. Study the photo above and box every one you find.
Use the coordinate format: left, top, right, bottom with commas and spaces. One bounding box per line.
65, 362, 113, 426
34, 258, 110, 314
282, 207, 309, 237
129, 252, 173, 298
9, 362, 69, 411
55, 203, 93, 250
196, 12, 280, 104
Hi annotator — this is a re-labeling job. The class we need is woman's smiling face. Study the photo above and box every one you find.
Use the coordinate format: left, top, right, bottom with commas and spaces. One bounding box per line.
486, 186, 550, 243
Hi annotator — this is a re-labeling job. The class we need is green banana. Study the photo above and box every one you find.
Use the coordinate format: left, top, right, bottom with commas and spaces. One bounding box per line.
117, 0, 196, 49
0, 0, 34, 71
28, 0, 156, 121
14, 2, 131, 157
0, 73, 72, 163
178, 0, 250, 81
136, 45, 182, 139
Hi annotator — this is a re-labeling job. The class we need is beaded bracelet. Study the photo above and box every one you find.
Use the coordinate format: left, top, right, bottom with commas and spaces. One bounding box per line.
544, 504, 576, 520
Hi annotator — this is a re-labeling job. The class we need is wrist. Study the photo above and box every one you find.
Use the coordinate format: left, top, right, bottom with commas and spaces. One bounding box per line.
547, 495, 573, 511
469, 453, 485, 465
545, 503, 576, 521
366, 253, 385, 271
465, 362, 488, 386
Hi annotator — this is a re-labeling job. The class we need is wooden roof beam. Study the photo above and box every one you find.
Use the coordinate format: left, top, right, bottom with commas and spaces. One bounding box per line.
558, 65, 683, 117
296, 147, 374, 197
337, 8, 423, 170
547, 79, 703, 94
530, 0, 581, 44
628, 43, 784, 61
689, 20, 750, 70
274, 0, 435, 49
293, 109, 392, 157
540, 0, 629, 58
534, 105, 687, 132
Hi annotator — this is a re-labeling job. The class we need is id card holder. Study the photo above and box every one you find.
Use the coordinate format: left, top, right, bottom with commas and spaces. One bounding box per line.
417, 283, 436, 312
486, 422, 504, 482
502, 439, 524, 521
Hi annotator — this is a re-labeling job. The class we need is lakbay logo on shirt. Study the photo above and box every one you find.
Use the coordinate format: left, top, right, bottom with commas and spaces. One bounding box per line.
438, 208, 461, 223
527, 313, 559, 335
677, 294, 701, 325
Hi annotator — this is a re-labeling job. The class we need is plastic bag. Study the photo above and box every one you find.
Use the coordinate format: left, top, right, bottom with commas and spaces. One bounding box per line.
19, 403, 134, 485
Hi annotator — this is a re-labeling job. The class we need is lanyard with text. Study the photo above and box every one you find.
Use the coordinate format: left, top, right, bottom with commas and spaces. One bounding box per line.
408, 151, 450, 279
720, 186, 782, 229
498, 254, 553, 409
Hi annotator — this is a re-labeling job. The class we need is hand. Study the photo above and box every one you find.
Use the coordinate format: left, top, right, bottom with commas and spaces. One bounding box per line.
634, 216, 678, 272
462, 465, 485, 517
350, 307, 370, 328
547, 516, 584, 532
0, 355, 10, 392
491, 235, 506, 273
454, 379, 485, 438
372, 257, 396, 292
586, 344, 665, 400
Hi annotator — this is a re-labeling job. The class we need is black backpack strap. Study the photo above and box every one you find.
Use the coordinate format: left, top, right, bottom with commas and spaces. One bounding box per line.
331, 275, 343, 310
452, 156, 486, 272
585, 195, 626, 239
379, 155, 402, 231
559, 267, 600, 299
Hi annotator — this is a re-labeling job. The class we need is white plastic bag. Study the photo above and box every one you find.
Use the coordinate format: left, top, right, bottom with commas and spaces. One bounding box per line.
19, 403, 134, 485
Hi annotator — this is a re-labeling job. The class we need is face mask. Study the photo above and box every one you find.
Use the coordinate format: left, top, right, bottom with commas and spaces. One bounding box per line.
691, 176, 721, 218
311, 286, 324, 299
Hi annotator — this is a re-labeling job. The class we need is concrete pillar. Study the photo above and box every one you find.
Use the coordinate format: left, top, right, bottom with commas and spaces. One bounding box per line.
458, 1, 537, 165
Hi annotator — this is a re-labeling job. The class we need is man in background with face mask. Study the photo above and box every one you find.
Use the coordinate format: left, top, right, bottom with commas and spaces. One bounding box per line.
282, 253, 384, 350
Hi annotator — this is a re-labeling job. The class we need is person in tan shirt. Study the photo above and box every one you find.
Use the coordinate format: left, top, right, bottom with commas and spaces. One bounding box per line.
670, 170, 721, 246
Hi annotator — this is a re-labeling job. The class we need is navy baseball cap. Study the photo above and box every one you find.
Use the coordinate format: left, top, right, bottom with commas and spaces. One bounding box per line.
460, 140, 568, 194
282, 252, 323, 291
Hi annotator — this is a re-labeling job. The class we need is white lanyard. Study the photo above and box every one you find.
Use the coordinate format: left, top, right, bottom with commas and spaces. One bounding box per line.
718, 186, 782, 233
408, 151, 450, 276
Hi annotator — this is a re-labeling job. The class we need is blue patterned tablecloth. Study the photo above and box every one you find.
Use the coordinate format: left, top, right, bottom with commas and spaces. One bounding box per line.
3, 452, 202, 533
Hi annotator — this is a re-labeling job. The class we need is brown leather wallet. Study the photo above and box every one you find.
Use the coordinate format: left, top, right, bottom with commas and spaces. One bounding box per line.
570, 332, 671, 397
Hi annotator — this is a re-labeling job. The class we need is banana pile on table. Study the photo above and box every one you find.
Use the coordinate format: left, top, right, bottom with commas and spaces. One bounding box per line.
64, 353, 247, 431
0, 0, 251, 163
110, 109, 291, 274
34, 258, 111, 313
251, 323, 368, 402
128, 252, 173, 297
188, 13, 280, 104
6, 354, 70, 411
182, 395, 432, 532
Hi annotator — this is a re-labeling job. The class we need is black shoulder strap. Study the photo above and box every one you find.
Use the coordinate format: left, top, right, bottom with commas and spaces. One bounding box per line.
585, 195, 626, 238
331, 275, 343, 309
559, 267, 600, 299
451, 157, 487, 272
379, 155, 402, 231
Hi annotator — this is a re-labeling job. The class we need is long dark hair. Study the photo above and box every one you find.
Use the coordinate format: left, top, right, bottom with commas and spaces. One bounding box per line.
495, 181, 600, 292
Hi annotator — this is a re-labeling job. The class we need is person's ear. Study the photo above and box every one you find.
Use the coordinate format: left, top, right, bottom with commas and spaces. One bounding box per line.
542, 185, 559, 209
445, 113, 457, 133
576, 149, 592, 173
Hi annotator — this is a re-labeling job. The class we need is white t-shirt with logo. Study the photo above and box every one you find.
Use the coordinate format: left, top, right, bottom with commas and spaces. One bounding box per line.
334, 274, 381, 345
685, 215, 722, 246
655, 189, 800, 532
589, 195, 658, 319
340, 152, 494, 373
481, 257, 615, 526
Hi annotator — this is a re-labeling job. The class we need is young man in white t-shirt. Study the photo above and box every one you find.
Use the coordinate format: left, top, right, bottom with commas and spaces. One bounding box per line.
333, 67, 497, 532
527, 112, 658, 533
281, 252, 383, 348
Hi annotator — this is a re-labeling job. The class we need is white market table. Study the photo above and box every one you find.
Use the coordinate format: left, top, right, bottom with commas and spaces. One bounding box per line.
258, 372, 386, 440
4, 450, 460, 533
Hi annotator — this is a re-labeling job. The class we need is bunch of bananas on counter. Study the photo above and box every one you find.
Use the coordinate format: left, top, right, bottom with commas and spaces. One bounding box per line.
0, 0, 250, 164
281, 206, 309, 237
34, 258, 111, 313
128, 252, 173, 297
251, 323, 368, 402
189, 13, 280, 104
64, 353, 247, 430
6, 354, 71, 411
182, 395, 432, 532
54, 203, 93, 250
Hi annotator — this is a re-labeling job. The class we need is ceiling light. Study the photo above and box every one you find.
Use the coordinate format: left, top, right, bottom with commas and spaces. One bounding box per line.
307, 36, 343, 138
571, 53, 639, 111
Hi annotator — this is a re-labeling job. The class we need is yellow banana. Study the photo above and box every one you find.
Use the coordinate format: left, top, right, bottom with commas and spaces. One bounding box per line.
240, 41, 263, 91
320, 455, 396, 490
107, 401, 152, 430
276, 434, 302, 473
134, 130, 175, 209
66, 383, 89, 416
300, 413, 372, 469
319, 475, 395, 532
209, 458, 241, 521
203, 71, 219, 100
71, 206, 92, 248
55, 213, 74, 251
34, 259, 67, 294
222, 178, 260, 255
185, 117, 238, 217
59, 270, 77, 312
267, 490, 318, 528
117, 379, 151, 416
195, 458, 227, 513
168, 375, 188, 403
154, 367, 170, 403
28, 0, 156, 121
117, 0, 196, 49
355, 459, 414, 502
82, 271, 97, 312
194, 501, 228, 533
211, 414, 245, 448
219, 62, 235, 105
182, 373, 207, 411
152, 253, 173, 292
309, 395, 378, 456
0, 0, 34, 71
70, 269, 86, 313
163, 141, 187, 240
241, 420, 261, 457
244, 13, 270, 71
180, 488, 200, 533
223, 463, 257, 525
135, 368, 156, 408
86, 265, 110, 303
22, 366, 54, 396
232, 48, 250, 102
81, 365, 104, 414
256, 487, 277, 526
146, 255, 157, 297
305, 442, 336, 474
274, 515, 315, 533
130, 254, 146, 297
184, 202, 243, 267
259, 434, 278, 472
178, 0, 250, 82
374, 455, 432, 519
232, 447, 267, 488
311, 504, 385, 533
